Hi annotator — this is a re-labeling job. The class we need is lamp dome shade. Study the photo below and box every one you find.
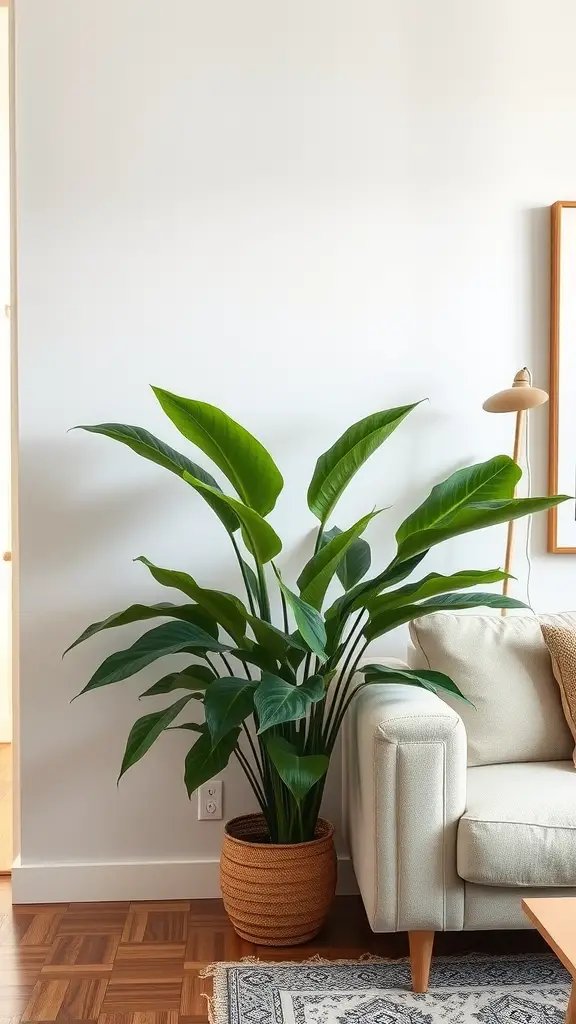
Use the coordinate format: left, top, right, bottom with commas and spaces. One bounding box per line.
482, 368, 548, 414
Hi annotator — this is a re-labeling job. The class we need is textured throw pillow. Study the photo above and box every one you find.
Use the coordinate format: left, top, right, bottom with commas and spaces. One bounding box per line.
541, 623, 576, 768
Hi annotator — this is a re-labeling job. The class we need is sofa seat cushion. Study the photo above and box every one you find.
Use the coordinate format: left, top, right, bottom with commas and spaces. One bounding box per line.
409, 611, 576, 766
457, 761, 576, 887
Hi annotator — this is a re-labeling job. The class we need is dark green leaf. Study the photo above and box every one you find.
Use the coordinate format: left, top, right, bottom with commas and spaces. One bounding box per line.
184, 728, 240, 796
322, 528, 372, 590
366, 569, 511, 614
247, 616, 307, 661
364, 592, 528, 641
359, 663, 473, 705
274, 575, 327, 661
204, 677, 257, 743
325, 551, 428, 625
139, 664, 216, 698
76, 423, 240, 532
229, 645, 279, 673
64, 602, 219, 656
255, 673, 324, 733
298, 511, 380, 610
136, 557, 247, 644
182, 476, 282, 564
152, 388, 284, 515
75, 621, 231, 696
307, 403, 421, 525
264, 735, 329, 802
119, 694, 194, 779
286, 643, 307, 673
167, 722, 204, 733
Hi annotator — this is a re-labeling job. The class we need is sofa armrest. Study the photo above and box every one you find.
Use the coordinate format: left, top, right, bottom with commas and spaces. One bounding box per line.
344, 671, 467, 933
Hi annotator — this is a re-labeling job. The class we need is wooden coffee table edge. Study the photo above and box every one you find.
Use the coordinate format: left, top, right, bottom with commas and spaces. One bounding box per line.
522, 898, 576, 1024
522, 898, 576, 978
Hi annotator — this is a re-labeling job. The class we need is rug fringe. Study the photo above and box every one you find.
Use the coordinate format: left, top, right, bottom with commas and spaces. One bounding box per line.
200, 952, 403, 1024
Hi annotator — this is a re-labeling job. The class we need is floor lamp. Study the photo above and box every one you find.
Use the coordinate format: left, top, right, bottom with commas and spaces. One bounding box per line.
483, 368, 548, 609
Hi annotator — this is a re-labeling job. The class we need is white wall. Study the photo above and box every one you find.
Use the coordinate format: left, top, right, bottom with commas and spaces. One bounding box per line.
12, 0, 576, 900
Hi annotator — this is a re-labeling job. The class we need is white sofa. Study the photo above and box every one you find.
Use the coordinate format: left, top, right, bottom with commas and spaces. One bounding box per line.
344, 611, 576, 992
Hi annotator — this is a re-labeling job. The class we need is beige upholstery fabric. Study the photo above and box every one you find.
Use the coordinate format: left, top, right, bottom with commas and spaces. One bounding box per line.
541, 624, 576, 767
457, 761, 576, 886
409, 612, 576, 766
345, 663, 466, 932
463, 883, 576, 930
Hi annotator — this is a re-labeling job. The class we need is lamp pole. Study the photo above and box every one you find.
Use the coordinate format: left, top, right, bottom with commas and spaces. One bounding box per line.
483, 368, 548, 610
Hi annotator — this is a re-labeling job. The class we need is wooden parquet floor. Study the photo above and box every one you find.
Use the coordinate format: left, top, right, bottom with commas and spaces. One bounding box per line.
0, 877, 546, 1023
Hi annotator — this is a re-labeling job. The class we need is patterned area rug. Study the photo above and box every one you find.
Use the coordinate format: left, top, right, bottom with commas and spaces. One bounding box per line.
205, 955, 570, 1024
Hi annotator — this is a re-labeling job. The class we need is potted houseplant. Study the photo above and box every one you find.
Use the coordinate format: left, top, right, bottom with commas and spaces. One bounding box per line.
66, 390, 567, 945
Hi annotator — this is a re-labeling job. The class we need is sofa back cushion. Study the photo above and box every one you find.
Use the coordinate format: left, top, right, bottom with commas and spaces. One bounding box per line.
408, 612, 576, 766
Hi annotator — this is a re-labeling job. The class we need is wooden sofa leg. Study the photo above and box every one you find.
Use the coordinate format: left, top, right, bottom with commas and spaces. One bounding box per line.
408, 930, 435, 993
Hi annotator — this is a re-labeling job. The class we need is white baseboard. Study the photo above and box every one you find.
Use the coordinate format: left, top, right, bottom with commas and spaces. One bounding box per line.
0, 715, 11, 743
11, 854, 358, 904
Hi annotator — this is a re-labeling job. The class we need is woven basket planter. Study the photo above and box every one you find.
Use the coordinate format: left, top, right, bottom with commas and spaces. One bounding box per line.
221, 813, 337, 945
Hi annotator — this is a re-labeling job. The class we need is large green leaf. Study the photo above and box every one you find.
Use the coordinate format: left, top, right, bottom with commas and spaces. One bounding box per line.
275, 576, 327, 661
255, 673, 324, 733
139, 664, 216, 698
64, 602, 219, 656
184, 727, 240, 796
297, 512, 380, 610
359, 663, 472, 705
183, 476, 282, 564
76, 423, 240, 532
364, 591, 527, 641
229, 644, 279, 673
75, 621, 231, 696
264, 735, 329, 802
307, 403, 420, 524
398, 495, 570, 560
204, 677, 257, 743
152, 388, 284, 515
366, 569, 510, 614
247, 616, 307, 661
119, 694, 195, 779
321, 526, 372, 591
325, 551, 428, 626
395, 455, 570, 559
397, 456, 520, 543
136, 557, 247, 644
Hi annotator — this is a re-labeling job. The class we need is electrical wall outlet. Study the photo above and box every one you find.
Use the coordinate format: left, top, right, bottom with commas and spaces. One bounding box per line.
198, 780, 223, 820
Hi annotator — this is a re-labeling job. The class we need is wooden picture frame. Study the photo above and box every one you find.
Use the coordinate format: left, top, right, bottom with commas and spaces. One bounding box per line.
549, 200, 576, 553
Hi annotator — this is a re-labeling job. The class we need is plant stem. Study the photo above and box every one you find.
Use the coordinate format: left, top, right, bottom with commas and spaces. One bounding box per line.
279, 585, 289, 634
204, 653, 219, 676
326, 639, 369, 750
256, 562, 271, 622
322, 613, 366, 742
234, 749, 267, 814
230, 534, 257, 616
313, 525, 325, 555
220, 653, 234, 675
231, 653, 253, 680
242, 721, 263, 779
